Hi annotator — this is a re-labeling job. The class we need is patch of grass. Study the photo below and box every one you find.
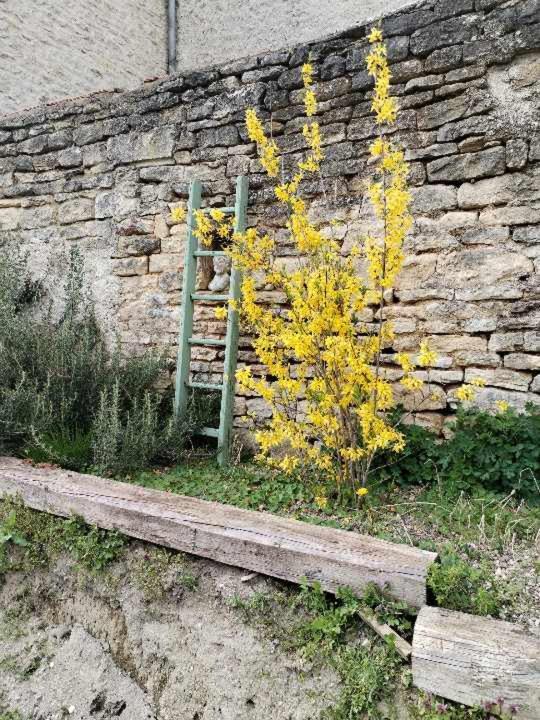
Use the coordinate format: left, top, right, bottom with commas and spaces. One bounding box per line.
0, 713, 26, 720
427, 549, 502, 616
0, 497, 126, 576
229, 580, 404, 719
133, 461, 311, 513
132, 547, 198, 602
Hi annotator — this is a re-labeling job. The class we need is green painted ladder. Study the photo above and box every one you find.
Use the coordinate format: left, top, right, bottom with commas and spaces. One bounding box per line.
174, 175, 248, 466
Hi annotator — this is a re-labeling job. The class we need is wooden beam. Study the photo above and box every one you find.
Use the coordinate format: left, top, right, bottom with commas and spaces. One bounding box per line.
413, 606, 540, 720
357, 606, 412, 660
0, 457, 436, 608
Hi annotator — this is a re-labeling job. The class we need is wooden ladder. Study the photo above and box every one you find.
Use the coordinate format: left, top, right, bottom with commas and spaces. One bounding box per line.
174, 176, 248, 466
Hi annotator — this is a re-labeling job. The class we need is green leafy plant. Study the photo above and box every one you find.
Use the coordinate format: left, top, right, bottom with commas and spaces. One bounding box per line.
373, 406, 540, 501
362, 582, 416, 640
0, 246, 218, 475
428, 549, 501, 616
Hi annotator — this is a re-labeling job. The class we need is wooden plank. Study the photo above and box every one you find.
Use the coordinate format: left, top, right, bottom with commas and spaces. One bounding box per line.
218, 175, 248, 466
0, 457, 436, 608
413, 606, 540, 720
357, 607, 412, 661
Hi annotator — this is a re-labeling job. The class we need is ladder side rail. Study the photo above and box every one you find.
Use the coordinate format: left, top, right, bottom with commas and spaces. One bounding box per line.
174, 180, 203, 419
217, 175, 248, 465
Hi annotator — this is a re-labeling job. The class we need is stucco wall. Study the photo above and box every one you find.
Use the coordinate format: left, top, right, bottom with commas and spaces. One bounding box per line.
176, 0, 419, 72
0, 0, 421, 116
0, 0, 167, 115
1, 0, 539, 431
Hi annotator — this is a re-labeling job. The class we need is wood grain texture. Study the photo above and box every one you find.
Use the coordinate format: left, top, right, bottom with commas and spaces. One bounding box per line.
413, 606, 540, 719
357, 606, 412, 660
0, 457, 436, 608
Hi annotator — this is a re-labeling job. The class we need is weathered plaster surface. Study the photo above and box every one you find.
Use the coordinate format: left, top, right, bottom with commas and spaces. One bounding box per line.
0, 0, 167, 115
176, 0, 419, 73
0, 0, 539, 430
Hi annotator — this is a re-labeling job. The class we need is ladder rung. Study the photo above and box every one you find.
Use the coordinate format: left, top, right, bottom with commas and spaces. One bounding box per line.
193, 250, 227, 258
200, 207, 235, 215
191, 293, 229, 302
199, 426, 219, 438
188, 337, 226, 347
187, 381, 224, 391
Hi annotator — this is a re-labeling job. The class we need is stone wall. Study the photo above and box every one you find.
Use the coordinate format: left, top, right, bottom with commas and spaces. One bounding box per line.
0, 0, 539, 433
0, 0, 167, 115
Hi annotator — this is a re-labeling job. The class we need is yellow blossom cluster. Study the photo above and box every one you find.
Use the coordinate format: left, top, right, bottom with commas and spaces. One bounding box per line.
199, 30, 444, 497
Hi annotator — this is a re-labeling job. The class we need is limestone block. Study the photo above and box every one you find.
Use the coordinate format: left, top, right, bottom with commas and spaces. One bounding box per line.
21, 205, 56, 229
417, 90, 493, 130
459, 226, 509, 245
112, 257, 148, 277
456, 284, 523, 301
458, 172, 539, 209
531, 376, 540, 394
58, 147, 82, 168
246, 397, 273, 419
438, 248, 532, 289
0, 206, 21, 230
427, 147, 505, 182
524, 332, 540, 352
396, 384, 447, 412
115, 236, 160, 258
58, 197, 95, 225
488, 332, 524, 352
466, 386, 535, 412
464, 367, 531, 391
513, 226, 540, 244
107, 127, 175, 164
506, 139, 529, 169
149, 253, 183, 274
462, 317, 497, 333
504, 353, 540, 371
411, 185, 457, 214
117, 217, 155, 236
454, 351, 501, 367
480, 207, 540, 226
426, 334, 487, 354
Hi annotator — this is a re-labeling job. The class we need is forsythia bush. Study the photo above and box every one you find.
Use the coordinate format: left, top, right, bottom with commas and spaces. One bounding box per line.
195, 30, 441, 499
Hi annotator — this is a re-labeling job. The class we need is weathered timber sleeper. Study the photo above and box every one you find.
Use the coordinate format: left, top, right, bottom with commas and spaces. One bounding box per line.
0, 457, 436, 608
413, 607, 540, 720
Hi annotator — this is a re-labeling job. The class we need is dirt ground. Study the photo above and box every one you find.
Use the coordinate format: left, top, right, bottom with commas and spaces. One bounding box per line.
0, 547, 340, 720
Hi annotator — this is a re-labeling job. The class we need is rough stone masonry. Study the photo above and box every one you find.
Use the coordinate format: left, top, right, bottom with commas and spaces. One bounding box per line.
0, 0, 539, 434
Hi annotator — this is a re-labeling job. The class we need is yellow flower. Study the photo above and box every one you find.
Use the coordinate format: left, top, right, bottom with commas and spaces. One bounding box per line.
356, 487, 369, 497
170, 206, 186, 223
214, 306, 228, 320
496, 400, 509, 413
456, 385, 475, 402
314, 495, 328, 509
470, 377, 486, 388
302, 62, 314, 87
418, 340, 437, 368
368, 27, 383, 44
